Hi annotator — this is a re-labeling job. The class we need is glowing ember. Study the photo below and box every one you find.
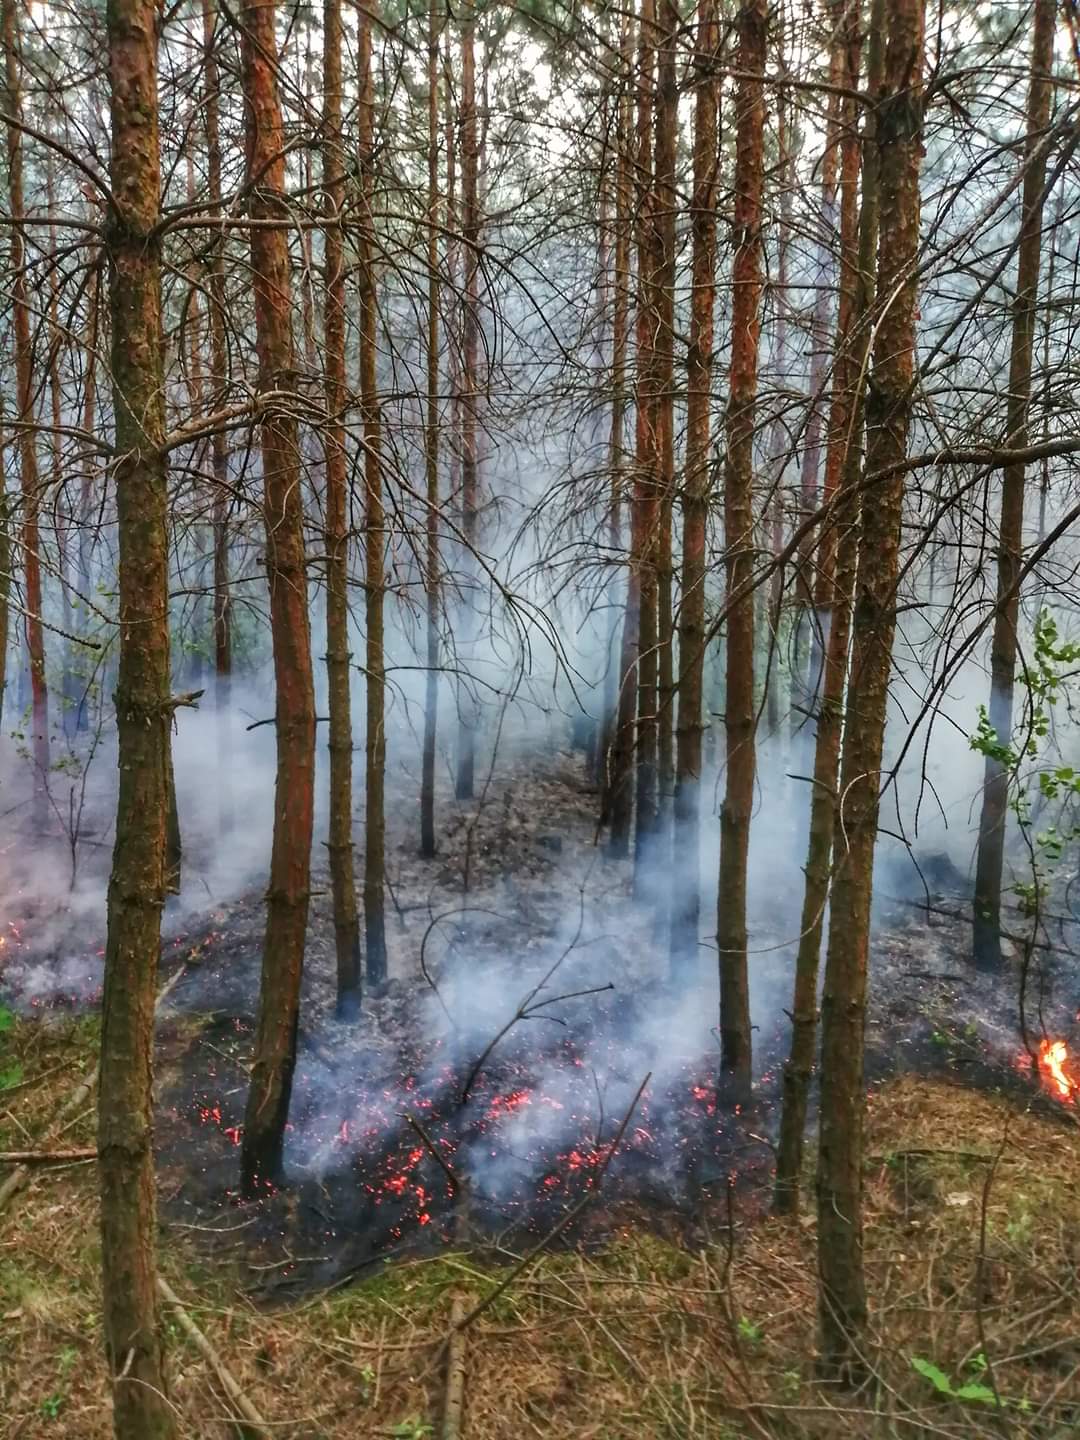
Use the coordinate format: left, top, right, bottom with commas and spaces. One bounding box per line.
1039, 1039, 1075, 1101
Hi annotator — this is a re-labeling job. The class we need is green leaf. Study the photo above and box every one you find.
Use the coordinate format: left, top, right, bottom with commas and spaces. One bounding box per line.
912, 1356, 954, 1395
0, 1006, 14, 1034
0, 1063, 24, 1090
953, 1382, 997, 1405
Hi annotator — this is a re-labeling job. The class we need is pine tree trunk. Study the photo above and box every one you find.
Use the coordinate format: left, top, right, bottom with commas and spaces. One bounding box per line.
239, 0, 317, 1195
0, 405, 10, 744
421, 0, 442, 860
763, 78, 793, 744
45, 145, 79, 743
599, 20, 633, 823
671, 0, 719, 973
323, 0, 361, 1013
77, 278, 100, 734
631, 0, 659, 890
972, 0, 1057, 973
774, 0, 873, 1216
0, 491, 8, 735
164, 742, 182, 896
358, 4, 388, 988
99, 0, 175, 1427
202, 0, 232, 821
2, 0, 50, 826
652, 0, 678, 851
716, 0, 767, 1102
181, 152, 208, 702
794, 47, 845, 697
455, 1, 480, 801
816, 0, 924, 1377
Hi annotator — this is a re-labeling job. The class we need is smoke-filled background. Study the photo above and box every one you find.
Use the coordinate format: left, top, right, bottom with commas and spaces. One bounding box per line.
0, 0, 1079, 1246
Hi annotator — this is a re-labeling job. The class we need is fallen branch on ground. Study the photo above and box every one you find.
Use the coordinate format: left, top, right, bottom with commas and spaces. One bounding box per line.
0, 962, 188, 1218
0, 1147, 96, 1164
156, 1275, 273, 1439
441, 1293, 468, 1440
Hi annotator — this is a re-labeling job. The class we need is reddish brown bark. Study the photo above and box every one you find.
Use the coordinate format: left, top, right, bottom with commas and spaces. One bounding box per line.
76, 276, 100, 735
631, 0, 660, 889
605, 6, 641, 858
0, 406, 9, 732
359, 2, 387, 987
716, 0, 767, 1101
774, 0, 871, 1216
672, 0, 719, 971
2, 0, 50, 824
973, 0, 1057, 972
201, 0, 231, 717
456, 0, 481, 801
652, 0, 678, 850
816, 0, 925, 1375
99, 0, 175, 1428
794, 35, 846, 689
599, 19, 634, 821
239, 0, 318, 1194
763, 79, 793, 742
421, 0, 442, 860
323, 0, 361, 1011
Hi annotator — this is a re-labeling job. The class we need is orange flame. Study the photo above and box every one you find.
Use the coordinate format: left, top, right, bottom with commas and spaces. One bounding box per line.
1039, 1039, 1075, 1101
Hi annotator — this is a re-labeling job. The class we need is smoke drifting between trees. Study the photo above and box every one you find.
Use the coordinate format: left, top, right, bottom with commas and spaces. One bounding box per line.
3, 0, 1080, 1430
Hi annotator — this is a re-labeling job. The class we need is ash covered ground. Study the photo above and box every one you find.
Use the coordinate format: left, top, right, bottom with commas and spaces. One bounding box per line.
3, 742, 1079, 1298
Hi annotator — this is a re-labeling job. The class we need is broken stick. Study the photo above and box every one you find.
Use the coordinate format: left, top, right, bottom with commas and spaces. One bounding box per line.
441, 1293, 467, 1440
156, 1276, 272, 1440
0, 961, 189, 1217
0, 1147, 96, 1164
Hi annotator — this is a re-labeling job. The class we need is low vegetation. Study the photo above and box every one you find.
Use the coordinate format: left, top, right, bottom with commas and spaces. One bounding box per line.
3, 1015, 1077, 1438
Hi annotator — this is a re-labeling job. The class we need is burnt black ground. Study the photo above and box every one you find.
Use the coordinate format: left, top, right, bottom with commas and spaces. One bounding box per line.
5, 744, 1079, 1301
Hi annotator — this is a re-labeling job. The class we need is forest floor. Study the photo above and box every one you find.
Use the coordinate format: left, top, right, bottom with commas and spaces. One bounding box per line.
2, 746, 1080, 1436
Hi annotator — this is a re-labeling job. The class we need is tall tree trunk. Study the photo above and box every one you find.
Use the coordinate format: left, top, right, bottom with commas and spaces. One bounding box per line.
816, 0, 924, 1377
359, 3, 388, 987
202, 0, 232, 824
672, 0, 720, 973
716, 0, 767, 1102
794, 44, 845, 695
0, 402, 10, 737
631, 0, 659, 890
181, 147, 208, 701
164, 743, 182, 895
45, 142, 79, 743
652, 0, 678, 855
972, 0, 1057, 973
323, 0, 361, 1013
2, 0, 50, 825
606, 3, 647, 861
599, 18, 633, 823
455, 0, 480, 801
774, 0, 873, 1216
77, 275, 100, 734
421, 0, 442, 860
99, 0, 175, 1428
239, 0, 318, 1195
764, 77, 793, 743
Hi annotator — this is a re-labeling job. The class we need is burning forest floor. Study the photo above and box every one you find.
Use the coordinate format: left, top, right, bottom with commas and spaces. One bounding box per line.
3, 1017, 1080, 1438
2, 745, 1080, 1435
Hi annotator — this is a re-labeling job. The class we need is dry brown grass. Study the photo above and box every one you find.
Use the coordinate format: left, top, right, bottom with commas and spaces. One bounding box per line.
2, 1016, 1079, 1439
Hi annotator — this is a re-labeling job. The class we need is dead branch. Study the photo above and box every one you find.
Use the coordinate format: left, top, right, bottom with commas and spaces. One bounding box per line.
155, 1275, 273, 1439
0, 1147, 96, 1164
402, 1111, 464, 1194
442, 1071, 652, 1345
441, 1293, 468, 1440
0, 963, 188, 1218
